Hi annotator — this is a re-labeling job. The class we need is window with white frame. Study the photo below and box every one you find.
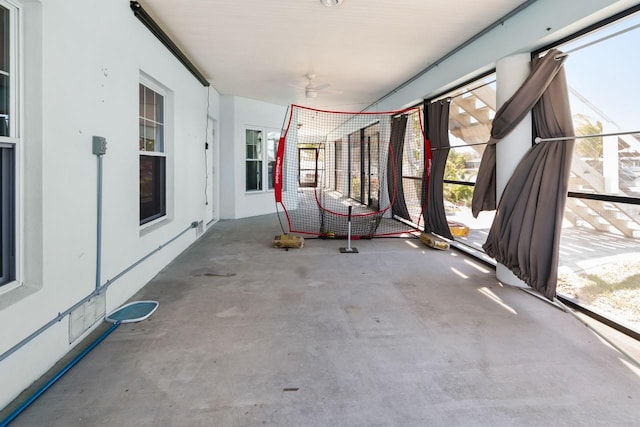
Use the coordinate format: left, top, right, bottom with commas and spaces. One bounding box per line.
267, 130, 279, 190
139, 81, 166, 225
245, 128, 280, 192
0, 1, 16, 287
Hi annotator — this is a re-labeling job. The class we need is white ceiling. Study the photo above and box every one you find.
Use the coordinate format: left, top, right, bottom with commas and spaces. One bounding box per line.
139, 0, 529, 111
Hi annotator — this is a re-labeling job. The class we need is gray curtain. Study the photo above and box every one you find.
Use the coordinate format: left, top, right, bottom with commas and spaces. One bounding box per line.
387, 115, 411, 220
482, 52, 574, 299
471, 48, 568, 217
423, 100, 453, 239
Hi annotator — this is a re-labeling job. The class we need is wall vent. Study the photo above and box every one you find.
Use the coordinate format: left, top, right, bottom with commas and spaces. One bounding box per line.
69, 293, 106, 343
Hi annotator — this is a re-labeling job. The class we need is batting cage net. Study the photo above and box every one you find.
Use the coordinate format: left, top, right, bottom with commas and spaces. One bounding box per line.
274, 104, 430, 238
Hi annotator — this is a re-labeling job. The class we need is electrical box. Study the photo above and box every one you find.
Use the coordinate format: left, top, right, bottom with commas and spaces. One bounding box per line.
92, 136, 107, 155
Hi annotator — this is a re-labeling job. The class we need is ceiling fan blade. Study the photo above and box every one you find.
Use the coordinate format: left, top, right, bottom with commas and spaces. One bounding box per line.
310, 82, 331, 91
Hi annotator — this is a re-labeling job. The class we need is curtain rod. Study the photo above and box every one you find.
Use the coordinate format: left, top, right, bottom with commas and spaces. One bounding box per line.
535, 129, 640, 143
555, 22, 640, 59
429, 130, 640, 149
130, 1, 210, 87
431, 141, 488, 151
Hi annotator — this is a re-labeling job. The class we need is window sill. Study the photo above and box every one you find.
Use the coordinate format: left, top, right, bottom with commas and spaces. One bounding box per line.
0, 280, 23, 296
245, 189, 275, 195
0, 280, 41, 310
140, 215, 170, 236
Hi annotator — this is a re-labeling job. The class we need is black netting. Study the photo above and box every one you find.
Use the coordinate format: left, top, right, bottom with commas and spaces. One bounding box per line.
275, 105, 427, 238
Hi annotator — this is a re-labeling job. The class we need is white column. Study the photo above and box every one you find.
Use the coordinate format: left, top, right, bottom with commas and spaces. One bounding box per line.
495, 53, 531, 288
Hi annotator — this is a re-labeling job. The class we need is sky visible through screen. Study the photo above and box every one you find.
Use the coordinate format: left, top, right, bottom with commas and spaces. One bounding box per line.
561, 12, 640, 131
446, 12, 640, 149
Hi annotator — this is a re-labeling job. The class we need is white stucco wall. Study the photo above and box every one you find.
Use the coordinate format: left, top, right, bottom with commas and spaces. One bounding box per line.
0, 0, 219, 408
219, 95, 287, 219
205, 87, 222, 225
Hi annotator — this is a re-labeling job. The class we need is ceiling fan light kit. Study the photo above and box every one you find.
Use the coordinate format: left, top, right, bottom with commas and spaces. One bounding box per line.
320, 0, 343, 7
301, 73, 331, 99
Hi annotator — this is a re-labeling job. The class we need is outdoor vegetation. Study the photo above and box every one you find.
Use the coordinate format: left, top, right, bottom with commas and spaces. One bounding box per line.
444, 150, 474, 206
558, 254, 640, 331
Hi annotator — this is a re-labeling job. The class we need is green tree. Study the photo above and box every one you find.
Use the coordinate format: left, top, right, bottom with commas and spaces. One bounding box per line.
444, 150, 474, 206
574, 113, 603, 172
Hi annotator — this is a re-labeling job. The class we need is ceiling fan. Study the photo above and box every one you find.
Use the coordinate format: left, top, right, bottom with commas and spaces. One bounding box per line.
291, 74, 332, 99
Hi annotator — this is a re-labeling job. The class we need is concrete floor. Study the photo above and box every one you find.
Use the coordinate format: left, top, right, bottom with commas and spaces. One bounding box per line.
5, 214, 640, 426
